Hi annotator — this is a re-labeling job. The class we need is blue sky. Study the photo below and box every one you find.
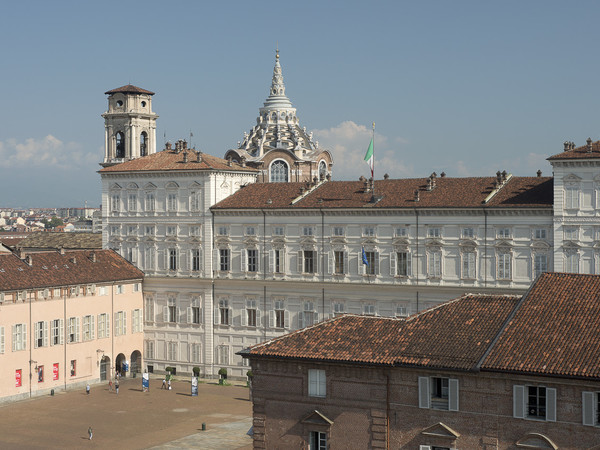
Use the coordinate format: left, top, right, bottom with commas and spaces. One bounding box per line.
2, 0, 600, 208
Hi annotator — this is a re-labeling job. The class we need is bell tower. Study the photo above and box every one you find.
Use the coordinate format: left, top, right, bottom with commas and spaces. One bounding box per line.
101, 84, 158, 166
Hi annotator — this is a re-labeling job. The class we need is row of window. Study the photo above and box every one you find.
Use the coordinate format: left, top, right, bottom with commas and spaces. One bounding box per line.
0, 311, 142, 353
214, 248, 550, 280
0, 283, 139, 305
110, 188, 202, 213
214, 225, 550, 240
149, 296, 409, 329
307, 372, 594, 427
110, 224, 202, 237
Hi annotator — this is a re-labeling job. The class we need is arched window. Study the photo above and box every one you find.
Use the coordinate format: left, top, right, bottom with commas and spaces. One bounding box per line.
140, 132, 147, 157
116, 132, 125, 158
270, 160, 289, 183
319, 161, 327, 180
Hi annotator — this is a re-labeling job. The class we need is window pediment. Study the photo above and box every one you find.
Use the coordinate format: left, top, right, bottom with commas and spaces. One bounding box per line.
459, 239, 477, 248
271, 237, 287, 245
166, 181, 179, 189
215, 237, 230, 246
426, 238, 443, 247
495, 240, 513, 249
361, 238, 378, 246
189, 181, 202, 188
188, 237, 202, 244
392, 237, 409, 246
165, 236, 178, 243
563, 241, 580, 249
143, 236, 156, 243
144, 182, 157, 190
243, 236, 259, 246
330, 237, 347, 245
515, 433, 557, 449
110, 183, 122, 190
301, 410, 333, 426
531, 240, 551, 250
125, 236, 138, 243
420, 422, 460, 439
563, 173, 582, 183
127, 182, 139, 189
300, 236, 317, 246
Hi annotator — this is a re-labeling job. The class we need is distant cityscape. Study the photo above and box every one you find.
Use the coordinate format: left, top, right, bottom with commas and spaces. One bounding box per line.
0, 207, 101, 234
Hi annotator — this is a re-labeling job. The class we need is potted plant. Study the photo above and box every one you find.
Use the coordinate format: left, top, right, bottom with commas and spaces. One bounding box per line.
218, 367, 227, 385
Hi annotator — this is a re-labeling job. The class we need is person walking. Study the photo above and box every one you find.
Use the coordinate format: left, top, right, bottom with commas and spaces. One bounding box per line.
88, 426, 93, 440
115, 379, 119, 395
161, 378, 166, 390
108, 380, 113, 391
86, 383, 90, 395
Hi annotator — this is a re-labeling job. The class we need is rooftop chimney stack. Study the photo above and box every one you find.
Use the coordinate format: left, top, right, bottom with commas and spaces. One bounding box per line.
537, 169, 542, 177
383, 173, 389, 180
414, 189, 420, 202
587, 137, 593, 152
182, 151, 188, 163
196, 151, 202, 163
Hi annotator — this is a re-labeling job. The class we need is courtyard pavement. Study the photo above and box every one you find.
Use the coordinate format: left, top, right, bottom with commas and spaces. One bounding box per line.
0, 376, 253, 449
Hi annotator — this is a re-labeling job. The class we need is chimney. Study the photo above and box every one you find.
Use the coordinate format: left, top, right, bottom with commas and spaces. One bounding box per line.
196, 151, 202, 163
564, 141, 570, 151
241, 157, 246, 168
496, 171, 502, 184
300, 187, 305, 194
414, 189, 420, 202
227, 157, 232, 167
537, 169, 542, 177
59, 246, 65, 255
502, 170, 507, 182
266, 199, 273, 204
70, 257, 77, 264
326, 173, 331, 181
25, 255, 32, 266
383, 173, 389, 180
165, 142, 172, 151
182, 151, 188, 163
440, 172, 446, 178
89, 251, 96, 263
587, 137, 593, 152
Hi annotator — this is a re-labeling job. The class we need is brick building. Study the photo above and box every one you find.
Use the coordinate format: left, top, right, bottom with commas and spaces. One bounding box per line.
241, 272, 600, 449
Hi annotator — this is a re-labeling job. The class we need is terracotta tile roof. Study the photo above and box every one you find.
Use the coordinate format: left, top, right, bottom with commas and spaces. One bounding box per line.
99, 149, 259, 174
104, 84, 155, 95
482, 272, 600, 379
245, 294, 519, 369
548, 140, 600, 160
245, 273, 600, 380
16, 232, 102, 250
212, 176, 553, 210
0, 249, 143, 291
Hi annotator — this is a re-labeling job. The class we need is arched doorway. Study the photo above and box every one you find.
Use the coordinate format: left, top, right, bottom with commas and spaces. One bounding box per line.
130, 350, 142, 375
100, 356, 110, 381
115, 353, 126, 378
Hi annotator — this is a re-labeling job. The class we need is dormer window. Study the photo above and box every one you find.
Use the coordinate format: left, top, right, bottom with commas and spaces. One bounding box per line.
270, 160, 289, 183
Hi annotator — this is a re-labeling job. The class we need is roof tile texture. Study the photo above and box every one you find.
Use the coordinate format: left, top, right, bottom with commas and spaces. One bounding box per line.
548, 140, 600, 160
99, 150, 258, 174
104, 84, 155, 95
212, 176, 552, 210
0, 249, 143, 291
247, 273, 600, 380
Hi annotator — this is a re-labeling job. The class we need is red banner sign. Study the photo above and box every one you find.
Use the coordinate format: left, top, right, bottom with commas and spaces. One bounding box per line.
53, 363, 59, 381
15, 369, 22, 387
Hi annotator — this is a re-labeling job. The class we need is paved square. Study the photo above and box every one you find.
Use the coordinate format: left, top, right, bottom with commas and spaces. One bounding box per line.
0, 377, 253, 449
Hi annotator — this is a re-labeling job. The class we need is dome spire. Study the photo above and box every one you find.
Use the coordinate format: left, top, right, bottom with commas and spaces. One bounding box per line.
263, 48, 293, 109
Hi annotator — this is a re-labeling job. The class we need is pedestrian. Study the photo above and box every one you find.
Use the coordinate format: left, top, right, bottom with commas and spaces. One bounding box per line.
168, 379, 171, 390
86, 383, 90, 395
161, 378, 166, 389
108, 380, 113, 391
88, 426, 93, 440
115, 379, 119, 395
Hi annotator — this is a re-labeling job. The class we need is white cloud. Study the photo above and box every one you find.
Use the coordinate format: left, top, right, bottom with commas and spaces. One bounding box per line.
313, 121, 413, 180
0, 135, 97, 169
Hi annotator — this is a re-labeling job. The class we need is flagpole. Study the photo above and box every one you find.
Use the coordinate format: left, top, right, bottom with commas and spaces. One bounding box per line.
372, 122, 375, 199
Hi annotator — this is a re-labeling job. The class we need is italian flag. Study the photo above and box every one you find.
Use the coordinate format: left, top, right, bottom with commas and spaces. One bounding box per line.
364, 138, 374, 178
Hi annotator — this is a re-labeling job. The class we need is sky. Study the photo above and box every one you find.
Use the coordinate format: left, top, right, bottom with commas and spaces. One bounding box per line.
2, 0, 600, 208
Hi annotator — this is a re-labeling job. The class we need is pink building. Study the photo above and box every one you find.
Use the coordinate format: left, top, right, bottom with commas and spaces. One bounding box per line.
0, 248, 143, 403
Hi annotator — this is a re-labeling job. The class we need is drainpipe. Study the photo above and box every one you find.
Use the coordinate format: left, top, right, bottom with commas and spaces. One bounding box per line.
320, 209, 325, 318
386, 369, 391, 450
262, 209, 267, 341
29, 290, 32, 399
64, 287, 67, 390
484, 208, 488, 288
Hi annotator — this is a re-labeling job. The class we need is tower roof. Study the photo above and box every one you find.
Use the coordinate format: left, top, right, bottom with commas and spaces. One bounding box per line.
226, 50, 329, 164
104, 84, 155, 96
